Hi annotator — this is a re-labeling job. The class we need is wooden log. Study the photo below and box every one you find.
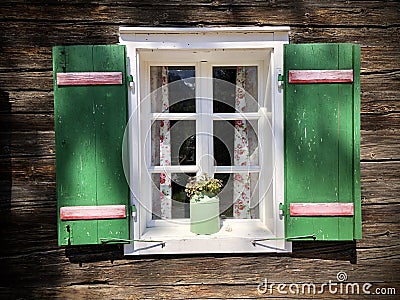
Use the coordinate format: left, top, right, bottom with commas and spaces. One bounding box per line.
0, 45, 398, 74
0, 71, 398, 111
0, 246, 399, 289
0, 22, 399, 47
361, 113, 400, 131
0, 1, 399, 26
360, 129, 400, 160
0, 131, 55, 157
361, 161, 400, 205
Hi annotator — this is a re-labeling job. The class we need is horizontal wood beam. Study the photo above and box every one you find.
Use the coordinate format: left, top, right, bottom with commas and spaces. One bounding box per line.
56, 72, 123, 86
60, 205, 126, 220
288, 70, 353, 84
290, 203, 354, 216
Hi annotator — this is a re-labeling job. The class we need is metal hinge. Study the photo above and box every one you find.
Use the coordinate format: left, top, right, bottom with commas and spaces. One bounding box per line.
277, 73, 284, 89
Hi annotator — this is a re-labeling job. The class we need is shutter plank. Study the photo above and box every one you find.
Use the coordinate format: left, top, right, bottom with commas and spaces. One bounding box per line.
60, 205, 126, 220
338, 44, 355, 240
290, 203, 354, 216
57, 72, 123, 86
284, 43, 360, 241
93, 45, 129, 242
54, 45, 98, 245
53, 45, 129, 246
288, 70, 353, 83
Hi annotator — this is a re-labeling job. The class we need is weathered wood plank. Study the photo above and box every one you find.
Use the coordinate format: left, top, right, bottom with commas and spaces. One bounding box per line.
0, 130, 384, 162
290, 27, 400, 46
0, 157, 55, 181
5, 281, 399, 300
361, 161, 400, 205
0, 113, 54, 132
0, 131, 55, 158
288, 70, 354, 84
1, 45, 398, 74
56, 72, 123, 86
0, 1, 399, 26
361, 113, 400, 131
1, 72, 398, 113
0, 91, 54, 113
1, 248, 399, 289
360, 129, 400, 160
60, 205, 126, 221
1, 23, 399, 47
290, 203, 354, 216
0, 71, 53, 91
0, 126, 397, 162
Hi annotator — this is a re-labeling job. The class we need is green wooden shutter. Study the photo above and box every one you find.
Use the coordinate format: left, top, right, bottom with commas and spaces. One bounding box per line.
284, 43, 361, 241
53, 45, 130, 246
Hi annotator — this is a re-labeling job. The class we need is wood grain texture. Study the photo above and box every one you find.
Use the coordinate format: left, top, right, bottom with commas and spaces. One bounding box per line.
0, 0, 399, 298
288, 70, 353, 83
60, 205, 127, 220
290, 203, 354, 216
56, 72, 123, 86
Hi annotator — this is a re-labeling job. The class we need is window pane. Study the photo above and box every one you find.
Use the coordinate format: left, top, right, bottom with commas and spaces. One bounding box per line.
215, 173, 259, 219
152, 173, 195, 219
151, 120, 196, 166
213, 120, 259, 166
150, 66, 195, 113
213, 66, 258, 113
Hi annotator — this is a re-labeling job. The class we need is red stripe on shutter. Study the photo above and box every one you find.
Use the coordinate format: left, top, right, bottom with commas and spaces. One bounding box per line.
60, 205, 126, 220
288, 70, 353, 83
290, 203, 354, 216
57, 72, 123, 86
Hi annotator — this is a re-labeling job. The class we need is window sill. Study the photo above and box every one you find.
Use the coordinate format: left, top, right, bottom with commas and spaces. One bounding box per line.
125, 219, 292, 255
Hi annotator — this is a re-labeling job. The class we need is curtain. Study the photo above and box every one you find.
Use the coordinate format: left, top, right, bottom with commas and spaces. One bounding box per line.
233, 67, 258, 219
160, 67, 172, 219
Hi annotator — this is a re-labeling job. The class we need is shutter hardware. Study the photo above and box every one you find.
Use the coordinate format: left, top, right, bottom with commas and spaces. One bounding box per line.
277, 73, 284, 89
251, 234, 316, 246
100, 238, 165, 248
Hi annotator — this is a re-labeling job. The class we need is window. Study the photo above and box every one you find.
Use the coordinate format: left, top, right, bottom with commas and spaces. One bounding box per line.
121, 28, 289, 254
53, 28, 361, 254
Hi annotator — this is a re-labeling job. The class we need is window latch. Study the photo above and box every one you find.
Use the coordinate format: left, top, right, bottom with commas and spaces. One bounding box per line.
279, 203, 285, 218
277, 74, 284, 89
127, 75, 135, 92
130, 204, 137, 222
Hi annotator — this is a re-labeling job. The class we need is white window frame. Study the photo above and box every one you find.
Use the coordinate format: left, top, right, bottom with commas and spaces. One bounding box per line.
119, 27, 291, 254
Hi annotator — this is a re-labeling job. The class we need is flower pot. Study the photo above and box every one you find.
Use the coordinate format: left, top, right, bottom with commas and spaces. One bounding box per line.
190, 195, 220, 235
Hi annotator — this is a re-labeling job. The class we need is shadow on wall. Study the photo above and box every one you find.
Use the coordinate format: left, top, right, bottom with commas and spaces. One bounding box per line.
0, 89, 12, 213
64, 241, 357, 265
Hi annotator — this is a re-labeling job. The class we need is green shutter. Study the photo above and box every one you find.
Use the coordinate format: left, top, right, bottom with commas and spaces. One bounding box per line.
284, 43, 361, 241
53, 45, 130, 246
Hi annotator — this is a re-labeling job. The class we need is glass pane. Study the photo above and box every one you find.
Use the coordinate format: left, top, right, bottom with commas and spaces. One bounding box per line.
152, 173, 195, 219
150, 66, 195, 113
213, 120, 259, 166
215, 173, 259, 219
213, 66, 258, 113
151, 120, 196, 166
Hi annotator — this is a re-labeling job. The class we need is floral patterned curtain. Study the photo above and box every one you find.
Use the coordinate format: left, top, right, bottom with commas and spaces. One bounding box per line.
159, 67, 172, 219
233, 67, 251, 218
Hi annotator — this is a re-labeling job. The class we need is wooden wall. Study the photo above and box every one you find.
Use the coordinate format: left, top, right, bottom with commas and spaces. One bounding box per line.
0, 1, 399, 298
